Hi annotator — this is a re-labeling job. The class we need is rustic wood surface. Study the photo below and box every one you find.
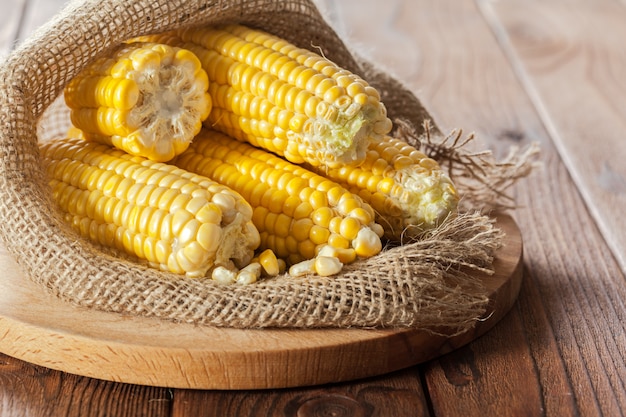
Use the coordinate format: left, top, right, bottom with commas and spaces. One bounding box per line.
1, 0, 625, 416
0, 215, 522, 390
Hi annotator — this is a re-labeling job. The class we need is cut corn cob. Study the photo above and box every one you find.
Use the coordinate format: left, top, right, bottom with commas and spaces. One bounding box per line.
172, 128, 384, 268
139, 25, 392, 168
64, 42, 212, 162
310, 135, 459, 241
40, 137, 260, 280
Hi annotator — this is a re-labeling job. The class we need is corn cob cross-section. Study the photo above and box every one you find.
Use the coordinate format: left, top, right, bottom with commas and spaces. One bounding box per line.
140, 24, 392, 168
311, 135, 459, 241
172, 128, 384, 272
64, 42, 212, 162
40, 137, 260, 279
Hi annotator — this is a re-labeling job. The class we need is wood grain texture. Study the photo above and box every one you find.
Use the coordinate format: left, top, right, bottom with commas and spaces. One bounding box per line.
512, 154, 626, 417
480, 0, 626, 274
0, 1, 172, 414
326, 0, 626, 416
171, 368, 428, 417
423, 308, 546, 416
0, 215, 522, 390
316, 0, 541, 145
0, 353, 172, 417
481, 1, 626, 415
3, 0, 626, 415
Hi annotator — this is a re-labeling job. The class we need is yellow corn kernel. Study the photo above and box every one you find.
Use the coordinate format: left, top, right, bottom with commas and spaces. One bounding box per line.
138, 25, 391, 167
41, 137, 259, 279
276, 258, 287, 274
172, 128, 383, 266
257, 248, 280, 276
311, 135, 459, 241
317, 244, 356, 264
352, 228, 383, 257
64, 42, 212, 162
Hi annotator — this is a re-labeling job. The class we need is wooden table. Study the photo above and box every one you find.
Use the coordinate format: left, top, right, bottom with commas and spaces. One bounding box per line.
1, 0, 625, 415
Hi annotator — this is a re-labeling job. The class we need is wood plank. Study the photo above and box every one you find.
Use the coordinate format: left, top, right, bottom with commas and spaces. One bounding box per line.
0, 353, 172, 417
323, 0, 542, 145
170, 368, 429, 417
481, 0, 626, 273
508, 153, 626, 417
0, 212, 521, 391
0, 2, 172, 416
5, 0, 625, 416
478, 2, 626, 412
426, 192, 616, 416
326, 0, 626, 416
0, 0, 26, 57
422, 308, 547, 416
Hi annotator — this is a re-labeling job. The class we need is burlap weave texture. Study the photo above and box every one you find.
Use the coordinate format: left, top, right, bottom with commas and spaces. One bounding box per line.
0, 0, 514, 331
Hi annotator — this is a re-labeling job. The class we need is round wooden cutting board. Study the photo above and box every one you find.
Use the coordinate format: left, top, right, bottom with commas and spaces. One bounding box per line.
0, 215, 523, 390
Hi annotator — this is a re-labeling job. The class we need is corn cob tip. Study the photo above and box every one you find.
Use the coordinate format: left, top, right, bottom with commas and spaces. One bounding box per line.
293, 102, 392, 168
64, 42, 212, 162
391, 166, 459, 238
142, 25, 392, 168
309, 135, 460, 241
171, 127, 384, 277
41, 138, 259, 279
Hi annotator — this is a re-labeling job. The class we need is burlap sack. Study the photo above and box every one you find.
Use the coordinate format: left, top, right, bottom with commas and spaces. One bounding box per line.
0, 0, 534, 332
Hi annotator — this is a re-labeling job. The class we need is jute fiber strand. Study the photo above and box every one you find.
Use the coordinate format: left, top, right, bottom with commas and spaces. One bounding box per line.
0, 0, 528, 331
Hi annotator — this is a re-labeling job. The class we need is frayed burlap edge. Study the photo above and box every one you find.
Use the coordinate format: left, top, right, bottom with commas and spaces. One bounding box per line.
0, 0, 538, 331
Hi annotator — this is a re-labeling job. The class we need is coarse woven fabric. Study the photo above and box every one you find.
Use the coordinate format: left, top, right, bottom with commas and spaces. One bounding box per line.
0, 0, 513, 331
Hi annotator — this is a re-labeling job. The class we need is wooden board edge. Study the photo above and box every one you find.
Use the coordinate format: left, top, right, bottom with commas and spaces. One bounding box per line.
0, 214, 523, 389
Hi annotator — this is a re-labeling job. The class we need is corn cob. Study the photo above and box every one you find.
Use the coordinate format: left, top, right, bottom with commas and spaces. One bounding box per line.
172, 128, 384, 270
139, 25, 392, 168
40, 137, 260, 281
310, 135, 459, 241
64, 42, 212, 162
